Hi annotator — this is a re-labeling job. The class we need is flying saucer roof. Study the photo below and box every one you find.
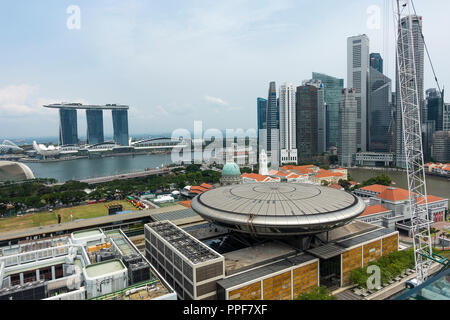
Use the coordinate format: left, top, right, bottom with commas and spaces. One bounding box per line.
191, 183, 366, 237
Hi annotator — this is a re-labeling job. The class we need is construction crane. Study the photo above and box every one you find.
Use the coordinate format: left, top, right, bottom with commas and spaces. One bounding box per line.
394, 0, 447, 286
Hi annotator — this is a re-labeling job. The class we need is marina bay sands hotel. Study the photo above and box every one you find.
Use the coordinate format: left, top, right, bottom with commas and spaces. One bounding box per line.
44, 103, 129, 146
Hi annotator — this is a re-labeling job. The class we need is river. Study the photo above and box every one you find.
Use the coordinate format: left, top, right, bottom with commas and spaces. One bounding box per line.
23, 157, 450, 203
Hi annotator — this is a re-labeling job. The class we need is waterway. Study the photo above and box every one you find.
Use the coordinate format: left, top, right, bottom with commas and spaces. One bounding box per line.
25, 153, 174, 182
23, 157, 450, 203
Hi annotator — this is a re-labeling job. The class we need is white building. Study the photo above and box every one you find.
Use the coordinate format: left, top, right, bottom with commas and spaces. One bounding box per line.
347, 34, 370, 152
279, 83, 297, 164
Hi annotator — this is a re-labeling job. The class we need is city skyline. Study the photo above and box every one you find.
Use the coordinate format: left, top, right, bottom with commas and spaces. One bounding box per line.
1, 1, 450, 138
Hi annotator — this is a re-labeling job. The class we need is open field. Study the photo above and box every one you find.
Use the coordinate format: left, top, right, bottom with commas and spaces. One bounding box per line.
0, 200, 138, 233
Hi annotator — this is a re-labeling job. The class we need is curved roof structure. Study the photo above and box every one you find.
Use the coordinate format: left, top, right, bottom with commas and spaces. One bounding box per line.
191, 183, 366, 237
33, 141, 61, 156
0, 140, 23, 153
0, 161, 35, 181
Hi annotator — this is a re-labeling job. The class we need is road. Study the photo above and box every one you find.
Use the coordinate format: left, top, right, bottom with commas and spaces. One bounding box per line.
48, 166, 183, 186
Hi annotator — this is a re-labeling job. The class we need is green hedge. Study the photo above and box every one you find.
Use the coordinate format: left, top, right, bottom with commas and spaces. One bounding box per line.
295, 286, 337, 300
349, 249, 415, 288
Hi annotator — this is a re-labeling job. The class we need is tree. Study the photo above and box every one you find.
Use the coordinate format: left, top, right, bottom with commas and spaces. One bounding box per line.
296, 286, 337, 300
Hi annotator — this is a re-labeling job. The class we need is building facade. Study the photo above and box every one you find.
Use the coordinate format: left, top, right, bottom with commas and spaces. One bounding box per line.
266, 82, 279, 165
338, 89, 358, 167
370, 53, 383, 73
279, 83, 297, 164
112, 109, 129, 146
432, 131, 450, 162
58, 108, 78, 146
86, 109, 105, 145
296, 81, 322, 162
347, 34, 370, 152
312, 73, 344, 151
395, 15, 425, 168
369, 67, 393, 153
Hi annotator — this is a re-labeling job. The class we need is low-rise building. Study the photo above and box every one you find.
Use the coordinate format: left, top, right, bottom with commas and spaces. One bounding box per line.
0, 228, 177, 300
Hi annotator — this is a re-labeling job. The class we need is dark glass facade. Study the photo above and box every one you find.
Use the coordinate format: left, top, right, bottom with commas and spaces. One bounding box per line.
370, 53, 383, 73
59, 108, 78, 146
112, 110, 129, 146
257, 98, 268, 131
426, 88, 444, 131
368, 67, 393, 152
86, 109, 105, 145
266, 82, 278, 153
312, 73, 344, 150
296, 85, 318, 161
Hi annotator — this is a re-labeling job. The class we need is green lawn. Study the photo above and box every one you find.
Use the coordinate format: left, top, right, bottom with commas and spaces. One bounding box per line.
0, 200, 137, 233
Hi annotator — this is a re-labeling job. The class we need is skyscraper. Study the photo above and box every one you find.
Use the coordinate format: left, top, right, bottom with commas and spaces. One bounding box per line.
338, 89, 358, 167
266, 81, 279, 165
257, 98, 268, 131
395, 15, 425, 168
296, 80, 324, 162
86, 109, 105, 145
370, 53, 383, 73
112, 109, 129, 146
425, 88, 444, 131
279, 83, 297, 164
312, 73, 344, 152
444, 103, 450, 131
368, 67, 393, 152
347, 34, 370, 152
257, 97, 268, 156
59, 108, 78, 146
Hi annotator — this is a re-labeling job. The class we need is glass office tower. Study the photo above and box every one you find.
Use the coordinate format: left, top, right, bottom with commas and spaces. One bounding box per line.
369, 67, 393, 152
86, 109, 105, 145
312, 73, 344, 151
59, 108, 78, 145
112, 109, 129, 146
370, 53, 383, 73
266, 82, 279, 165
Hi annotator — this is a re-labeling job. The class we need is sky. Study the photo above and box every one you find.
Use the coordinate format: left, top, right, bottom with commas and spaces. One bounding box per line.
0, 0, 449, 139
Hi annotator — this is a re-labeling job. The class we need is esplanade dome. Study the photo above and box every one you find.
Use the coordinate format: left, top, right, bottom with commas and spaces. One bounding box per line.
0, 161, 35, 182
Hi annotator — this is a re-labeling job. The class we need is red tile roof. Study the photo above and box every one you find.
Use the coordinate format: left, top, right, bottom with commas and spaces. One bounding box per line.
241, 173, 270, 182
179, 200, 192, 208
359, 184, 390, 193
416, 195, 445, 205
377, 187, 411, 202
329, 184, 344, 190
200, 183, 213, 189
314, 170, 344, 178
360, 204, 390, 217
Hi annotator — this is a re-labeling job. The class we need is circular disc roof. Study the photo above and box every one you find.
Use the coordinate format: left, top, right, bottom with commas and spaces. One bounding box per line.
191, 183, 366, 237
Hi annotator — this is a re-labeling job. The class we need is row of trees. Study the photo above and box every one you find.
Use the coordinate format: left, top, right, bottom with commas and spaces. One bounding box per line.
0, 165, 222, 215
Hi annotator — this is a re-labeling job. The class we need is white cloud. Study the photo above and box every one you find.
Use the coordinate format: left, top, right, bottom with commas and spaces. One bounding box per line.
0, 84, 88, 118
204, 95, 228, 106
